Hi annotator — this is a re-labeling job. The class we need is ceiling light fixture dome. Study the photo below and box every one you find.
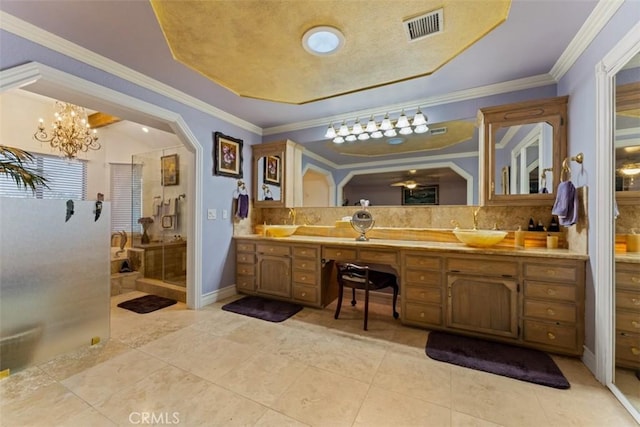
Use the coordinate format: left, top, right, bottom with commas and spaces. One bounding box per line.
302, 26, 345, 56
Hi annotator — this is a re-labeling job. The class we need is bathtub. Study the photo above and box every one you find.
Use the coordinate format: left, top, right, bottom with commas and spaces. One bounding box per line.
110, 247, 142, 296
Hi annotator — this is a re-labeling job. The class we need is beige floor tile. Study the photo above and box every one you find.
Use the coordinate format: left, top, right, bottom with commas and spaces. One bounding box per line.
450, 366, 549, 426
615, 367, 640, 412
221, 315, 289, 350
254, 409, 309, 426
273, 366, 370, 426
60, 348, 167, 406
535, 381, 639, 426
215, 351, 307, 406
94, 365, 267, 426
189, 307, 252, 337
0, 366, 55, 404
372, 347, 452, 407
451, 411, 504, 426
354, 385, 451, 427
55, 407, 117, 427
37, 338, 132, 381
139, 326, 255, 382
0, 382, 90, 427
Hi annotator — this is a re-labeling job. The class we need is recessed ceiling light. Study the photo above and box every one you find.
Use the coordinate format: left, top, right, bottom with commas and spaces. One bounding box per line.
302, 26, 344, 56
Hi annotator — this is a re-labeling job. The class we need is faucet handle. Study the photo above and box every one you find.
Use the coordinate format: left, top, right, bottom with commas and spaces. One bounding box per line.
450, 220, 460, 229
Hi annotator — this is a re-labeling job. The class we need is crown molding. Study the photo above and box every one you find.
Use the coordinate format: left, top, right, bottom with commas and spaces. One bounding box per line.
0, 11, 262, 136
549, 0, 624, 81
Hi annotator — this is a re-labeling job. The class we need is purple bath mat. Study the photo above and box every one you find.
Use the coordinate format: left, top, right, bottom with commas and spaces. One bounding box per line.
222, 296, 303, 322
426, 331, 570, 389
117, 294, 177, 314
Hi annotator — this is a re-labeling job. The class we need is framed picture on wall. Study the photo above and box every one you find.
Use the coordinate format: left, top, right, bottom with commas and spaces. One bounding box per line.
213, 131, 243, 178
161, 154, 179, 186
263, 155, 281, 186
402, 185, 439, 205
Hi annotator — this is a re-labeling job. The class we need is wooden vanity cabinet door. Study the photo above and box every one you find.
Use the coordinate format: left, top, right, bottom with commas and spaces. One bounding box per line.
256, 244, 292, 298
615, 261, 640, 369
446, 273, 519, 339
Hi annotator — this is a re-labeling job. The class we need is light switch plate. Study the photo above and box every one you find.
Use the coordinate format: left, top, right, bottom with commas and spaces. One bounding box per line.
207, 208, 217, 220
222, 209, 228, 219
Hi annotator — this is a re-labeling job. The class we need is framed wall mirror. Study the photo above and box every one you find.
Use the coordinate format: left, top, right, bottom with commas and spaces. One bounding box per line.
252, 140, 303, 208
615, 79, 640, 205
478, 96, 568, 206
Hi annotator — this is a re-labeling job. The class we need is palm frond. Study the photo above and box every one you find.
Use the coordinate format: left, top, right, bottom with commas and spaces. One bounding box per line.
0, 145, 49, 193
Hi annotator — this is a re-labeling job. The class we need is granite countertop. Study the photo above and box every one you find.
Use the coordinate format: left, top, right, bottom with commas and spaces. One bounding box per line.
234, 234, 589, 260
615, 252, 640, 263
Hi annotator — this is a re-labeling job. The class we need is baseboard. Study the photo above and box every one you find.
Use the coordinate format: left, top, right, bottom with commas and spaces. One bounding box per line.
582, 345, 597, 377
201, 284, 237, 307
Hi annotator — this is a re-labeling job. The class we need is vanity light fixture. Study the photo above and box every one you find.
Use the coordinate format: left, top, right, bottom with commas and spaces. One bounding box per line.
326, 108, 429, 143
302, 26, 345, 56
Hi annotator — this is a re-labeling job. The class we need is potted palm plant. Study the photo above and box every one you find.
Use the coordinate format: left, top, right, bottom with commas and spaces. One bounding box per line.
0, 145, 48, 192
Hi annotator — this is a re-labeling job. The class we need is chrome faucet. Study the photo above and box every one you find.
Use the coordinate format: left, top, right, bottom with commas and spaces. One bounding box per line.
472, 208, 480, 230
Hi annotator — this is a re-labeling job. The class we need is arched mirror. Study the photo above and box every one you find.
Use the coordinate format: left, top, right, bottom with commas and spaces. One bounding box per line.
479, 96, 568, 205
252, 140, 303, 208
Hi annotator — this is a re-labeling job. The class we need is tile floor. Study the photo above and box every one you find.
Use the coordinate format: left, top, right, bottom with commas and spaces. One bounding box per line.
1, 291, 637, 426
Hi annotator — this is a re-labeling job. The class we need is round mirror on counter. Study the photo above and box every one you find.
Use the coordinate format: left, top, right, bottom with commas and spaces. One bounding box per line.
350, 210, 374, 241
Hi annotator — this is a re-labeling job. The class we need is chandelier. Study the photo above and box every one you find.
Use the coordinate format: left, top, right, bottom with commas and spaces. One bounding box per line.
33, 101, 100, 159
324, 108, 429, 144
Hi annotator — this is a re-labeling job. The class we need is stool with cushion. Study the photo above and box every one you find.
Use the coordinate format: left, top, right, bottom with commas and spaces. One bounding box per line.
334, 262, 399, 331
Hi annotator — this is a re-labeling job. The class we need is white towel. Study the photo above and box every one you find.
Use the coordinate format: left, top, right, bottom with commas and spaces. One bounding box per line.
552, 181, 578, 227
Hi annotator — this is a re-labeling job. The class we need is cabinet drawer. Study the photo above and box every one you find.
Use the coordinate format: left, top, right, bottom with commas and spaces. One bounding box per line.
257, 244, 290, 256
404, 254, 441, 270
404, 302, 442, 326
405, 270, 440, 286
405, 286, 441, 304
523, 320, 576, 351
292, 270, 317, 285
616, 269, 640, 290
359, 249, 397, 265
447, 258, 517, 277
524, 262, 577, 283
293, 246, 318, 259
524, 300, 576, 323
293, 258, 316, 272
524, 281, 576, 302
236, 275, 255, 291
237, 263, 255, 276
292, 284, 318, 304
323, 247, 357, 261
236, 242, 255, 252
616, 290, 640, 311
616, 310, 640, 334
236, 252, 255, 264
616, 332, 640, 365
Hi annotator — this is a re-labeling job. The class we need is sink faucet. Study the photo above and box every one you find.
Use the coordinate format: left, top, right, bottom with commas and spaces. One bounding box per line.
288, 208, 296, 225
472, 208, 480, 230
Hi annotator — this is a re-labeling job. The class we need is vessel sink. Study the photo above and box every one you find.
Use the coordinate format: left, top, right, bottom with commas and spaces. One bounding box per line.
453, 229, 508, 247
265, 225, 299, 238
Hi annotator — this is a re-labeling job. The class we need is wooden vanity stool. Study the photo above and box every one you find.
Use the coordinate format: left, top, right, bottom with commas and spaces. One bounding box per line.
334, 263, 399, 331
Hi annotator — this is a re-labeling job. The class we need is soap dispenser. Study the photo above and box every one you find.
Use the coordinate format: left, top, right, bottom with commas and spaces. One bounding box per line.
528, 218, 536, 231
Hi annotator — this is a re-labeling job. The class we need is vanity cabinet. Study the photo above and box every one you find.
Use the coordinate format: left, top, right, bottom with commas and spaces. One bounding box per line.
615, 261, 640, 369
291, 245, 321, 305
521, 259, 585, 354
236, 241, 256, 292
446, 256, 519, 339
401, 252, 444, 328
256, 243, 291, 298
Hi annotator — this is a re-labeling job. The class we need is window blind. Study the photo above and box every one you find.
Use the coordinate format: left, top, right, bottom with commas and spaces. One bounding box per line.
110, 163, 143, 233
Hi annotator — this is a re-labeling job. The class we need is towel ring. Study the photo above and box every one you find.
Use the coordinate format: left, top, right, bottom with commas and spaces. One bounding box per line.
561, 152, 584, 182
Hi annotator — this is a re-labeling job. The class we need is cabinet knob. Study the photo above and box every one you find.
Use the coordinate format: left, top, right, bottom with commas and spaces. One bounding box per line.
336, 251, 342, 256
269, 248, 274, 252
632, 276, 639, 283
301, 276, 307, 281
547, 332, 556, 340
420, 312, 425, 318
546, 269, 557, 276
301, 263, 307, 268
546, 308, 555, 316
632, 298, 640, 306
301, 292, 306, 297
301, 250, 307, 255
546, 288, 556, 296
632, 321, 639, 329
420, 292, 425, 298
632, 347, 640, 356
420, 275, 425, 281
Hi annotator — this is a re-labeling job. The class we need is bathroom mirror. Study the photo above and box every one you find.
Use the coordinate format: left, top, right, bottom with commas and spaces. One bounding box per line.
479, 96, 568, 206
615, 79, 640, 205
252, 140, 303, 208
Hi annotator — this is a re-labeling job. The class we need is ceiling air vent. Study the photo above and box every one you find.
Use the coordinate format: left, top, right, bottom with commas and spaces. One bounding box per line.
430, 127, 447, 136
404, 9, 443, 42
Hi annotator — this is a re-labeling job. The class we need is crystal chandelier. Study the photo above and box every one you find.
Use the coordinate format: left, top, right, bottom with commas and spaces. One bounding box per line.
324, 108, 429, 144
33, 101, 100, 159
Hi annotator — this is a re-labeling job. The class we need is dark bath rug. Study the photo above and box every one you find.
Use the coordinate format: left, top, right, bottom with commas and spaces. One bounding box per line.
425, 330, 570, 389
117, 294, 177, 314
221, 296, 303, 322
